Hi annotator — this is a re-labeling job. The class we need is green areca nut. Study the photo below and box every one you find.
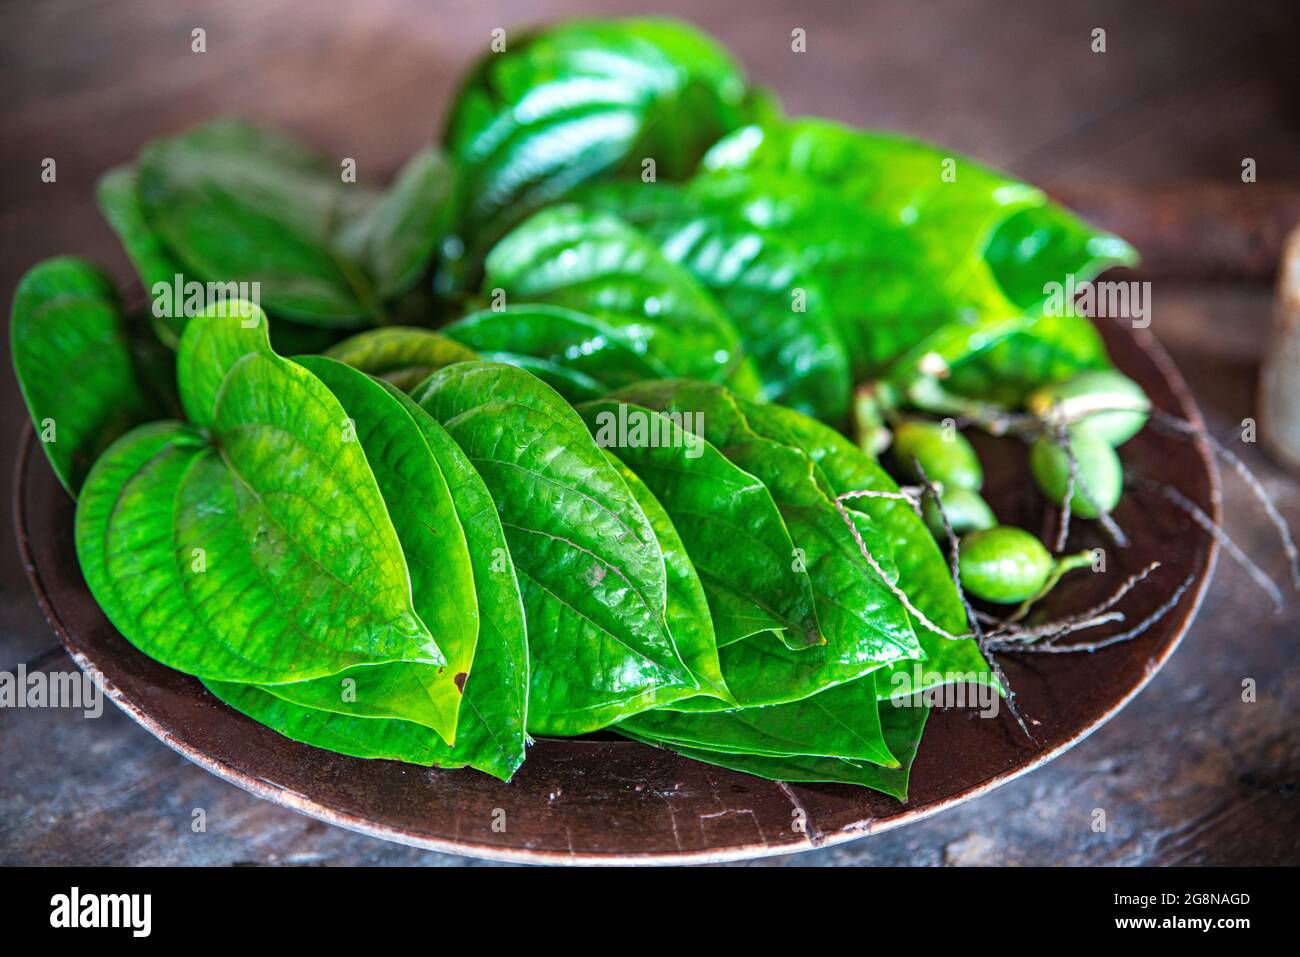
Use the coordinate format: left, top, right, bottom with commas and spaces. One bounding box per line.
1029, 433, 1123, 519
891, 419, 983, 489
923, 486, 996, 538
1027, 370, 1150, 446
958, 526, 1053, 604
853, 387, 892, 457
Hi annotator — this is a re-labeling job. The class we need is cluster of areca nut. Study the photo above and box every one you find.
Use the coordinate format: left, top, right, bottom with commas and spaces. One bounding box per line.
873, 369, 1152, 608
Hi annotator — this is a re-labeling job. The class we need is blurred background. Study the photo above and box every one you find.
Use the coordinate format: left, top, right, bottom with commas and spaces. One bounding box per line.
2, 0, 1298, 865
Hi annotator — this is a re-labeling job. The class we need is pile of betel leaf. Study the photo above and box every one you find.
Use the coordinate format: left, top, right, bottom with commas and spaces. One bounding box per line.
12, 18, 1158, 798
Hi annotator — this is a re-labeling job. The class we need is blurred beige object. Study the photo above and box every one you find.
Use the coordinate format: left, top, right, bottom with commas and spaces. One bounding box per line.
1260, 225, 1300, 472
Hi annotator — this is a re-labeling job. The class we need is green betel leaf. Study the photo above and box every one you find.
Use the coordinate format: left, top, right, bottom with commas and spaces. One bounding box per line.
97, 167, 190, 347
137, 120, 452, 328
944, 203, 1139, 404
703, 118, 1041, 234
443, 17, 752, 265
576, 399, 820, 650
101, 164, 361, 357
204, 680, 453, 766
465, 353, 606, 403
75, 423, 220, 664
381, 382, 529, 778
443, 305, 672, 393
619, 672, 895, 765
700, 120, 1043, 376
697, 580, 785, 648
984, 204, 1138, 313
699, 118, 1137, 392
335, 148, 457, 300
250, 357, 479, 744
609, 381, 921, 696
736, 399, 995, 698
576, 179, 852, 423
625, 690, 929, 800
138, 121, 371, 326
76, 421, 430, 681
605, 452, 733, 705
640, 169, 998, 381
180, 450, 441, 673
674, 619, 891, 712
412, 361, 699, 734
11, 257, 167, 494
324, 327, 479, 392
170, 300, 441, 674
480, 204, 762, 395
218, 380, 532, 780
631, 741, 916, 797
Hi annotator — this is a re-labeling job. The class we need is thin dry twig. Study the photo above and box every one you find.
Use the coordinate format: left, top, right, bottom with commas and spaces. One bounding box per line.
1053, 423, 1078, 552
1054, 561, 1160, 625
912, 461, 1036, 742
835, 420, 1210, 738
836, 475, 1033, 740
987, 611, 1127, 645
1053, 427, 1129, 547
983, 563, 1162, 649
836, 486, 925, 514
985, 572, 1197, 654
833, 488, 973, 642
951, 408, 1041, 437
916, 407, 1129, 547
909, 465, 982, 638
1149, 407, 1300, 590
980, 562, 1162, 645
1130, 473, 1283, 611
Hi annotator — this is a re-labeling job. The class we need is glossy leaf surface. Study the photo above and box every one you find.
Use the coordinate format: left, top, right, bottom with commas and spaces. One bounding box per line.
577, 179, 851, 421
413, 361, 698, 734
257, 357, 478, 743
382, 383, 529, 778
324, 326, 478, 392
622, 679, 929, 799
205, 681, 451, 766
206, 383, 531, 779
606, 452, 732, 704
946, 202, 1137, 404
609, 381, 921, 708
444, 17, 751, 263
138, 121, 452, 327
577, 398, 819, 650
11, 257, 165, 494
481, 205, 761, 393
737, 398, 995, 697
168, 301, 439, 676
620, 672, 894, 765
444, 304, 670, 392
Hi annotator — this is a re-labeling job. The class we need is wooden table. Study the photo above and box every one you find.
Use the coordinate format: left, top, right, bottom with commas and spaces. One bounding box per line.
3, 0, 1298, 866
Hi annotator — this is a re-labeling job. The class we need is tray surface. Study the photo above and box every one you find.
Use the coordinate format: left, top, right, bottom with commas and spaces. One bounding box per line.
13, 320, 1218, 864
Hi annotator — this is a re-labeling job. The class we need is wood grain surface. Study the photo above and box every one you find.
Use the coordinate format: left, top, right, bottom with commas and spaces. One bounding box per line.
2, 0, 1298, 866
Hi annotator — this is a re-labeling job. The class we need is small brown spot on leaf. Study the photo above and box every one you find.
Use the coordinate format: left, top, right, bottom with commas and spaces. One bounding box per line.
454, 672, 468, 693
